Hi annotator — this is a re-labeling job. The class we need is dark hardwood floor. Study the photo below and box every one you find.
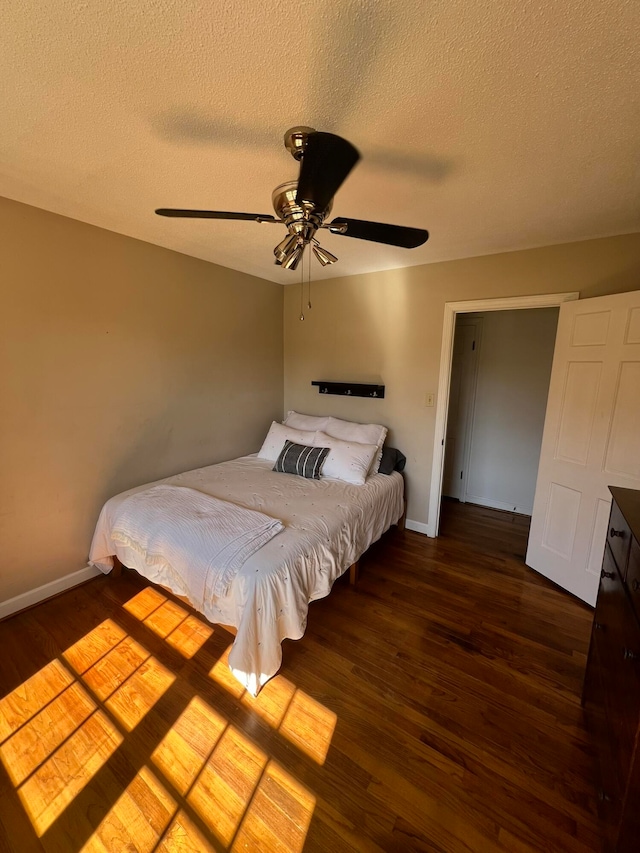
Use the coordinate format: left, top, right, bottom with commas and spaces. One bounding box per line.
0, 500, 601, 852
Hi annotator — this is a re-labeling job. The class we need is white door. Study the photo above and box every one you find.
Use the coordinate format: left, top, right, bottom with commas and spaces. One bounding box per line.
442, 319, 481, 500
526, 290, 640, 605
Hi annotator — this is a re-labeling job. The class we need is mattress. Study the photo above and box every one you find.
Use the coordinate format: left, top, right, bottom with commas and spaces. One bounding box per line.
89, 454, 404, 694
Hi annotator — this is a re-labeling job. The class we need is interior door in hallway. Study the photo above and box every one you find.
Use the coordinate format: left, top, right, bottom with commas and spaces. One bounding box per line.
526, 290, 640, 605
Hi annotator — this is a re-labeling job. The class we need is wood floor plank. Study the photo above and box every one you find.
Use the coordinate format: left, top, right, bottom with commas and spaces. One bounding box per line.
0, 500, 601, 851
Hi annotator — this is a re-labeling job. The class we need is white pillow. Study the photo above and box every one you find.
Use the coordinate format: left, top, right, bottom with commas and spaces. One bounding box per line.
313, 431, 378, 486
324, 416, 387, 474
257, 422, 317, 462
284, 410, 332, 432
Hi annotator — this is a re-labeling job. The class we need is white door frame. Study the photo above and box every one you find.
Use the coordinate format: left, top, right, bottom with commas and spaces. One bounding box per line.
426, 292, 580, 538
442, 316, 483, 502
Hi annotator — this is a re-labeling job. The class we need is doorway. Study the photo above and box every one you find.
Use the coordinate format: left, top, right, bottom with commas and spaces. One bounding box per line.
442, 307, 559, 515
427, 293, 579, 538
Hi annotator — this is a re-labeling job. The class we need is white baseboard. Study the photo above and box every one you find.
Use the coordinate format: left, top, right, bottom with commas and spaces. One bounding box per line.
0, 565, 102, 621
406, 519, 433, 537
464, 494, 532, 516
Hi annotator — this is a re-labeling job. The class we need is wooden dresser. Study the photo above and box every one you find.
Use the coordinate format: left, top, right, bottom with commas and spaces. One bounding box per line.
582, 486, 640, 851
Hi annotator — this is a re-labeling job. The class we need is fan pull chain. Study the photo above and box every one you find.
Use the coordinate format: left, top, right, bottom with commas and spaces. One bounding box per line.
299, 250, 305, 321
307, 247, 312, 310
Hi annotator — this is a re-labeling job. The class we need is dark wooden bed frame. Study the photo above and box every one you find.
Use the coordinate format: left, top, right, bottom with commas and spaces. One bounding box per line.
348, 499, 406, 585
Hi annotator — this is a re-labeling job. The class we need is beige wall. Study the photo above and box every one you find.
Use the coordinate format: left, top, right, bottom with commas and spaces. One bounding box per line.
284, 233, 640, 526
0, 197, 283, 602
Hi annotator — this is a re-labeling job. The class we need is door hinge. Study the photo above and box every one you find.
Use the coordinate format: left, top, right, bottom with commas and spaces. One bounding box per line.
460, 470, 463, 479
472, 340, 476, 350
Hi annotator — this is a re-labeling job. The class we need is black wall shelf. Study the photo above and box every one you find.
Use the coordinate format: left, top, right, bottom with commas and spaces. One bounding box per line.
311, 381, 385, 399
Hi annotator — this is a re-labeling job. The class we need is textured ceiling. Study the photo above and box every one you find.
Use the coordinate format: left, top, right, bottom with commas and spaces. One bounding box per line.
1, 0, 639, 283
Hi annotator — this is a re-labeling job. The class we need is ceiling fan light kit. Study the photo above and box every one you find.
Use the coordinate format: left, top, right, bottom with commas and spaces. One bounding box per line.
312, 243, 338, 266
156, 126, 429, 271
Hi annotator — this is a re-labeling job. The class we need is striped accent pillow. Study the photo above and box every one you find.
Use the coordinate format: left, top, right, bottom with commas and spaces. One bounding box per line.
273, 441, 330, 479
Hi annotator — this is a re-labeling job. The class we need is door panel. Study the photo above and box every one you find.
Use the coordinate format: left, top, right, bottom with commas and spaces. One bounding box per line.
554, 361, 601, 464
526, 290, 640, 605
604, 361, 640, 479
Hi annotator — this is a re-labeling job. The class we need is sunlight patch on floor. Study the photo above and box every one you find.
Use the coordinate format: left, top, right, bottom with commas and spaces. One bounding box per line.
152, 696, 227, 796
279, 691, 337, 765
164, 614, 214, 659
80, 765, 176, 852
0, 681, 96, 787
122, 586, 167, 620
144, 598, 189, 638
124, 588, 214, 659
66, 621, 176, 733
149, 688, 317, 851
0, 659, 75, 745
209, 647, 336, 766
17, 709, 122, 836
81, 635, 150, 702
232, 761, 316, 853
241, 675, 297, 727
209, 645, 246, 698
63, 619, 127, 675
0, 587, 334, 848
105, 656, 175, 732
187, 725, 268, 846
156, 810, 217, 852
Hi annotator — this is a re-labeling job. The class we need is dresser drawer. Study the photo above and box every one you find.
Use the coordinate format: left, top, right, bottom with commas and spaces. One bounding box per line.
626, 537, 640, 621
608, 501, 632, 578
594, 547, 640, 790
583, 635, 622, 847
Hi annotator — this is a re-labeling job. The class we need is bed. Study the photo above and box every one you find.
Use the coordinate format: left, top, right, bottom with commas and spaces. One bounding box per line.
89, 451, 405, 695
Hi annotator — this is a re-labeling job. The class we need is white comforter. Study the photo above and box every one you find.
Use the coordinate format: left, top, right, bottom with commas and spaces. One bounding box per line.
109, 485, 284, 603
89, 455, 404, 694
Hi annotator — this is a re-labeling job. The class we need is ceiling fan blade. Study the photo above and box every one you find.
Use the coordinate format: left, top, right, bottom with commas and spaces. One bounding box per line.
328, 217, 428, 248
155, 208, 276, 221
296, 133, 360, 210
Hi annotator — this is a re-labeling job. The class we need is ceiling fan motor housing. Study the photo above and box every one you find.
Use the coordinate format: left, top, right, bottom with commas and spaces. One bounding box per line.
271, 180, 332, 243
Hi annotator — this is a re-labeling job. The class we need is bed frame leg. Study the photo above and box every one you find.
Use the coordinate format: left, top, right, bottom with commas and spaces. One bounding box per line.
397, 500, 407, 533
349, 560, 360, 587
112, 556, 123, 578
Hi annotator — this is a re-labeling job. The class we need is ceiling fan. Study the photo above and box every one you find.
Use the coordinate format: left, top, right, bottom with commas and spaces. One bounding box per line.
155, 126, 429, 271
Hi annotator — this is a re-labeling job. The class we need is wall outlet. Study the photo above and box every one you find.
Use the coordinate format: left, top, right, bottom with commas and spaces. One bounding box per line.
425, 393, 435, 407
